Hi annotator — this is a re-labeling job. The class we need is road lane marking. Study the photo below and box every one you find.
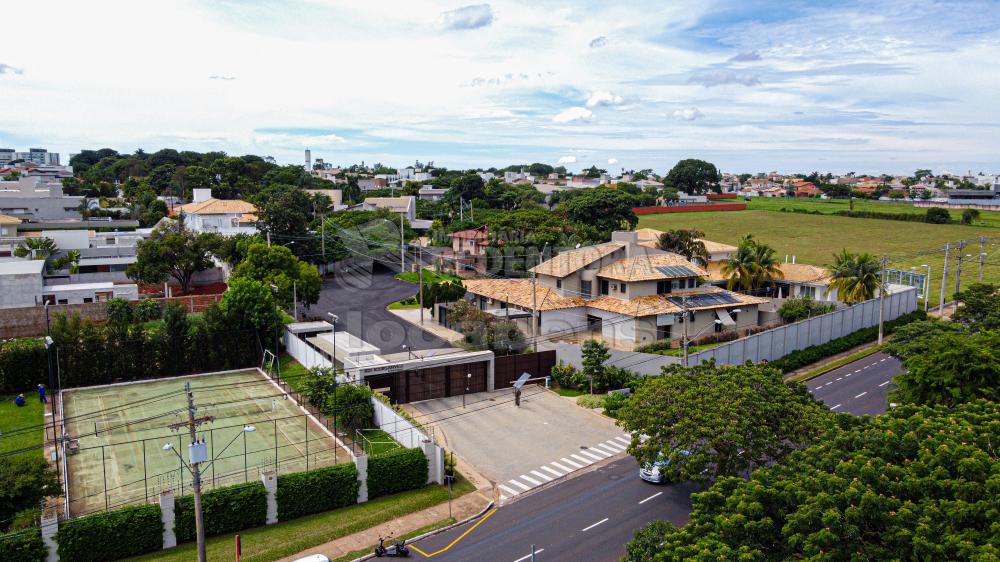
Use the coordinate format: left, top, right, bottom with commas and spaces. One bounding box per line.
639, 491, 663, 504
579, 450, 606, 461
513, 549, 545, 562
596, 443, 622, 455
854, 369, 861, 373
604, 439, 627, 451
581, 518, 609, 532
879, 380, 891, 387
410, 508, 498, 558
570, 454, 593, 465
825, 382, 833, 386
880, 358, 886, 362
855, 391, 867, 398
509, 479, 532, 491
541, 465, 563, 477
563, 456, 585, 468
845, 373, 852, 377
615, 435, 631, 445
836, 377, 843, 381
520, 474, 542, 486
553, 460, 576, 471
499, 484, 520, 496
530, 470, 553, 482
830, 404, 842, 410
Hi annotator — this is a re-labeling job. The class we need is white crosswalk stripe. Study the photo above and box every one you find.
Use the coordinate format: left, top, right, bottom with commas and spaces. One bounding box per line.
541, 465, 563, 477
570, 453, 594, 465
551, 461, 573, 472
531, 470, 553, 482
561, 457, 583, 468
509, 479, 532, 491
604, 439, 626, 451
499, 437, 631, 502
579, 449, 606, 461
589, 446, 614, 457
499, 484, 520, 497
596, 443, 622, 454
520, 474, 542, 486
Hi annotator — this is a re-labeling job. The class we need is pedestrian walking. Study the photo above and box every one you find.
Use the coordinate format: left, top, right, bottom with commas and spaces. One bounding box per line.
37, 384, 47, 404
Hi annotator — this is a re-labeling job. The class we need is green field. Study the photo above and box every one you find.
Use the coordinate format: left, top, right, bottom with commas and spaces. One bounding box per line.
745, 196, 1000, 228
0, 394, 46, 460
396, 269, 461, 285
62, 370, 347, 516
638, 201, 1000, 307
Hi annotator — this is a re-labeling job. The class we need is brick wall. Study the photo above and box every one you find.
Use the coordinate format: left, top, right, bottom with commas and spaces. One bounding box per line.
632, 202, 747, 214
0, 295, 223, 339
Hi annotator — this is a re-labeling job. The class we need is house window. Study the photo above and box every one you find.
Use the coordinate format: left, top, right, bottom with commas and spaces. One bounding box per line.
620, 283, 627, 294
688, 278, 696, 289
656, 324, 671, 340
83, 298, 93, 303
556, 279, 562, 289
801, 285, 817, 299
600, 280, 609, 295
657, 280, 671, 294
581, 280, 592, 299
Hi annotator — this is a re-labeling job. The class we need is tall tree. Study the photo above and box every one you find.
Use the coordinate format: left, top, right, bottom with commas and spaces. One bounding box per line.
231, 243, 322, 308
616, 362, 830, 486
127, 222, 214, 294
560, 188, 639, 236
581, 339, 611, 394
951, 283, 1000, 331
721, 234, 782, 293
828, 249, 882, 303
663, 159, 721, 194
890, 331, 1000, 406
656, 229, 709, 262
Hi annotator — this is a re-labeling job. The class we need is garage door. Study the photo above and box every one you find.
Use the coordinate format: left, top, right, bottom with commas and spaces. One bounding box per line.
406, 366, 447, 403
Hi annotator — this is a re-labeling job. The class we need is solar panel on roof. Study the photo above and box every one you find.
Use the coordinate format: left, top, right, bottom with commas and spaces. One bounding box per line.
655, 265, 699, 277
667, 292, 740, 308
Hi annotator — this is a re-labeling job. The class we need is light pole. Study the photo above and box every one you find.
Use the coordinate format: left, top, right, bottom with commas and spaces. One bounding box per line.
402, 344, 413, 360
327, 312, 338, 334
911, 265, 930, 312
463, 372, 471, 408
269, 284, 281, 379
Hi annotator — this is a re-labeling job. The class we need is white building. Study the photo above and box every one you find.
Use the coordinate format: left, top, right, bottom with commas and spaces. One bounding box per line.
0, 175, 83, 220
173, 188, 258, 235
0, 148, 60, 166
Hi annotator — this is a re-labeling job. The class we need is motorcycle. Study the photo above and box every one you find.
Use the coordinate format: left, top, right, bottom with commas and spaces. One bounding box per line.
374, 535, 410, 558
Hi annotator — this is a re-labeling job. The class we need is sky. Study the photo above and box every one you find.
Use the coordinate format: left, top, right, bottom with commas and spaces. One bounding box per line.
1, 0, 998, 176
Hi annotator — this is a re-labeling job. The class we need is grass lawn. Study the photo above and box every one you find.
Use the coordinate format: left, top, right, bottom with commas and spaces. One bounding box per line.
745, 196, 1000, 228
356, 429, 402, 456
552, 387, 584, 397
131, 474, 476, 562
278, 353, 311, 394
388, 297, 421, 310
330, 519, 456, 562
396, 269, 461, 285
786, 344, 884, 383
638, 204, 1000, 309
0, 394, 46, 460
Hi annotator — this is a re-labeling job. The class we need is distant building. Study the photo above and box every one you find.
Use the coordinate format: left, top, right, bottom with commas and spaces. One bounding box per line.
172, 188, 258, 235
417, 186, 449, 201
0, 175, 84, 220
0, 148, 60, 166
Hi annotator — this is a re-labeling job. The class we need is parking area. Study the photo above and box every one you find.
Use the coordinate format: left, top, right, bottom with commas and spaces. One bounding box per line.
408, 386, 628, 502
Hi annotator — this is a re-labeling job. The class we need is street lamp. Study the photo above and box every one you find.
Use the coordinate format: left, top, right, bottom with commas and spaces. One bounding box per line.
402, 344, 413, 360
327, 312, 338, 333
911, 264, 930, 312
463, 372, 471, 409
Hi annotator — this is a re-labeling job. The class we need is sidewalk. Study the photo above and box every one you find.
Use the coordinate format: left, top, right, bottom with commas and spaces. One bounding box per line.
276, 488, 493, 562
388, 308, 464, 344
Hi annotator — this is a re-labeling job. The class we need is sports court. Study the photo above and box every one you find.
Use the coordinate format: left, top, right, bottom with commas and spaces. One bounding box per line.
61, 369, 348, 516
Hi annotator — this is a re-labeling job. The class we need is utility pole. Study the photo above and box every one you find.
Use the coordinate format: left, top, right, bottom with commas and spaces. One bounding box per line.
400, 213, 405, 274
954, 239, 966, 301
978, 236, 986, 281
169, 383, 214, 562
459, 197, 463, 221
418, 246, 424, 324
531, 248, 538, 352
681, 296, 690, 368
293, 281, 298, 322
939, 242, 950, 312
877, 255, 888, 346
267, 230, 271, 248
321, 219, 326, 265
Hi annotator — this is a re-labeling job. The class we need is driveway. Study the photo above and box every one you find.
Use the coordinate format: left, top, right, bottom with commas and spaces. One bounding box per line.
314, 264, 451, 354
408, 386, 627, 502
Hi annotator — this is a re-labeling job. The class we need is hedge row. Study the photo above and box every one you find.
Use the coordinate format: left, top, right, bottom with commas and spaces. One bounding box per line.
770, 310, 926, 373
174, 482, 267, 543
0, 529, 46, 562
0, 338, 47, 394
367, 447, 429, 499
55, 504, 162, 562
834, 210, 938, 223
276, 464, 358, 520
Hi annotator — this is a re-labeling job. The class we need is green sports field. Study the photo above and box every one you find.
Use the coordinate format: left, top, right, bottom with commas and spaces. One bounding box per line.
0, 393, 46, 460
61, 370, 347, 516
638, 200, 1000, 307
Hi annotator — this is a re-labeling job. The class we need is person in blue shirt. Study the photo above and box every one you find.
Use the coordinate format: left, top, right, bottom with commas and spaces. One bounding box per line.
37, 384, 47, 404
14, 394, 25, 407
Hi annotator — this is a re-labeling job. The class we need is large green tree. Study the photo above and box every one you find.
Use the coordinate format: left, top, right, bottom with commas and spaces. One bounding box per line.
951, 283, 1000, 331
890, 330, 1000, 406
625, 400, 1000, 561
656, 229, 709, 262
828, 249, 882, 303
616, 362, 830, 485
560, 187, 638, 236
127, 222, 214, 294
721, 234, 782, 293
663, 159, 721, 194
231, 243, 322, 308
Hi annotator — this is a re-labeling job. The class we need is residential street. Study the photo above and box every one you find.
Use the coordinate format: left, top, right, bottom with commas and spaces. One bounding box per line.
314, 265, 451, 354
408, 455, 696, 562
806, 351, 903, 415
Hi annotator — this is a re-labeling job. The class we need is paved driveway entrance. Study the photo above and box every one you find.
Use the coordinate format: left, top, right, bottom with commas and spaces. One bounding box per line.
408, 387, 627, 502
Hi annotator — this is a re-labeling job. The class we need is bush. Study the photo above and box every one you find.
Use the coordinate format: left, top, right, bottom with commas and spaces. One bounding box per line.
0, 529, 46, 562
55, 504, 162, 561
603, 392, 629, 418
777, 296, 835, 322
174, 482, 266, 542
276, 464, 358, 521
769, 310, 926, 373
0, 339, 47, 394
0, 457, 59, 532
962, 208, 980, 225
576, 395, 604, 409
367, 448, 428, 499
134, 299, 163, 322
104, 298, 134, 325
925, 207, 951, 224
330, 384, 374, 431
550, 361, 582, 389
9, 507, 39, 531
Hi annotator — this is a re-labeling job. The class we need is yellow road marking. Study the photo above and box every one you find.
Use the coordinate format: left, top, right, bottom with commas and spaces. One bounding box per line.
409, 508, 498, 558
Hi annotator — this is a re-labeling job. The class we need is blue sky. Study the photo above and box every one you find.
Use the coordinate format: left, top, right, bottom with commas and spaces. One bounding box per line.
1, 0, 998, 175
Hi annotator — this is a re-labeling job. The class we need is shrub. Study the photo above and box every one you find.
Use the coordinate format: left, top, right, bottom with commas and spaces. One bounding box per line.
576, 395, 604, 409
925, 207, 951, 224
9, 508, 39, 531
367, 448, 428, 499
0, 529, 46, 562
961, 208, 980, 225
276, 464, 358, 521
0, 457, 59, 531
55, 504, 162, 561
174, 482, 267, 542
331, 384, 374, 431
769, 310, 926, 373
104, 298, 134, 325
133, 299, 163, 322
777, 296, 835, 322
0, 339, 47, 394
603, 392, 629, 418
550, 361, 582, 389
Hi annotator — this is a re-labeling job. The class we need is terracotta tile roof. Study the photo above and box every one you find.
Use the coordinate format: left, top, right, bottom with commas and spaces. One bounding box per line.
0, 214, 21, 225
462, 278, 583, 311
699, 239, 737, 253
238, 213, 258, 224
449, 227, 488, 240
704, 261, 830, 285
174, 198, 257, 215
597, 254, 708, 282
529, 242, 625, 278
634, 228, 736, 253
588, 286, 767, 317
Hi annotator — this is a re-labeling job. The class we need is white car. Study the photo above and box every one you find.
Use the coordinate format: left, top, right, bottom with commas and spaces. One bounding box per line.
638, 450, 690, 484
292, 555, 330, 562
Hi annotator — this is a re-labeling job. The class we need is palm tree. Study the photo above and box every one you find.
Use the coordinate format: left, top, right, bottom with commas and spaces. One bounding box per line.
13, 238, 79, 273
828, 249, 881, 303
657, 229, 709, 263
721, 234, 783, 294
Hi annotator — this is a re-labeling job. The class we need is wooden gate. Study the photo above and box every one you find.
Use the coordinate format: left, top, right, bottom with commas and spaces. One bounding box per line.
494, 350, 557, 389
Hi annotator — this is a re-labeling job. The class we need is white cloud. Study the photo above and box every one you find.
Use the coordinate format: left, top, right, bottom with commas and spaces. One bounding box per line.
670, 107, 704, 121
209, 75, 236, 81
558, 155, 577, 164
552, 107, 593, 123
607, 157, 619, 164
585, 91, 625, 108
728, 51, 761, 62
0, 63, 24, 75
437, 4, 494, 30
589, 36, 608, 48
688, 70, 760, 87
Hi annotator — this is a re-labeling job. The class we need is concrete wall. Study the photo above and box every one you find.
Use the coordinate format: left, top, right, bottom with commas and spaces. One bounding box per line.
284, 330, 334, 370
687, 288, 918, 366
370, 396, 428, 449
0, 272, 43, 308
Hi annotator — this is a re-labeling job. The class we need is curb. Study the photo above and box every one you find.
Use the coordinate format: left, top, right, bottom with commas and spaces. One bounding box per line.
350, 499, 496, 561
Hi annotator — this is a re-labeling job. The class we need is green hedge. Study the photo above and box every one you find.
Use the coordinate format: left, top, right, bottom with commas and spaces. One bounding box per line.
0, 339, 47, 394
276, 464, 358, 521
367, 448, 428, 499
0, 529, 46, 562
55, 504, 162, 561
770, 310, 926, 373
175, 482, 267, 543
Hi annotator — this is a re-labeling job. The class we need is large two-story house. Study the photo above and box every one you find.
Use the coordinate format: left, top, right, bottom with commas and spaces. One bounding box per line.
461, 231, 767, 350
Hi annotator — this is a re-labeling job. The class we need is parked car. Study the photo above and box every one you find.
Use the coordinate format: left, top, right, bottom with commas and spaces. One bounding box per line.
638, 450, 690, 484
292, 555, 330, 562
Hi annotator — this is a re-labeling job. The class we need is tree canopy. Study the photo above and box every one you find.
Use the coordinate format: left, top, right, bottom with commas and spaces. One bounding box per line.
656, 229, 709, 262
231, 243, 322, 308
663, 159, 721, 194
721, 234, 783, 294
559, 187, 639, 236
828, 249, 882, 303
127, 222, 214, 294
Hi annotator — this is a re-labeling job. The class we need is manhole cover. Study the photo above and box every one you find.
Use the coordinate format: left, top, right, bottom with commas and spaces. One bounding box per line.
580, 445, 589, 449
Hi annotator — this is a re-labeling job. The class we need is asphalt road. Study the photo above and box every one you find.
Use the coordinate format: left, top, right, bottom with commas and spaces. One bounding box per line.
805, 351, 903, 415
410, 456, 695, 562
314, 265, 451, 354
